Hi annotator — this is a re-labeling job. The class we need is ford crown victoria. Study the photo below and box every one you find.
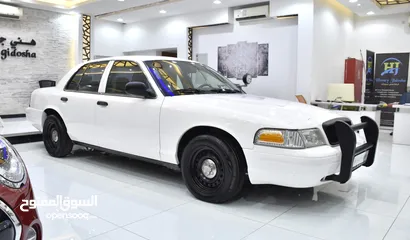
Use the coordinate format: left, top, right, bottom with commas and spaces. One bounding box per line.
26, 56, 379, 203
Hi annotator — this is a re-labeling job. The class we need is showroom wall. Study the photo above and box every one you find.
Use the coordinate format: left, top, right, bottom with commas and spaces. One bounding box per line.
349, 13, 410, 87
269, 0, 315, 102
193, 18, 298, 100
123, 8, 231, 59
0, 8, 80, 115
92, 19, 124, 58
311, 0, 355, 101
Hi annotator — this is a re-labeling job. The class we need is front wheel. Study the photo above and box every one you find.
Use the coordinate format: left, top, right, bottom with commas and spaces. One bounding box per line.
43, 115, 73, 158
181, 135, 246, 203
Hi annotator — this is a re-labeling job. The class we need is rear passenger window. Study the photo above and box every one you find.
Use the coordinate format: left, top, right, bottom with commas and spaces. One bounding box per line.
106, 61, 150, 95
65, 61, 108, 93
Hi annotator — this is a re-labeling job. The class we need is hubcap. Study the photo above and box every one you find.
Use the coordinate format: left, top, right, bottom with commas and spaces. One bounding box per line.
51, 129, 59, 143
201, 159, 217, 179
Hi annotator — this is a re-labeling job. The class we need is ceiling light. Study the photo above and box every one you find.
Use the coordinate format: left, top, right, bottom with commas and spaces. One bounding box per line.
213, 0, 222, 4
118, 0, 124, 1
349, 0, 358, 2
159, 10, 167, 14
367, 11, 375, 15
117, 18, 124, 22
357, 3, 361, 6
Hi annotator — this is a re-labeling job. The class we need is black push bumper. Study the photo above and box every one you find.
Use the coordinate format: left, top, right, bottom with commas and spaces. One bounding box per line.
323, 116, 379, 184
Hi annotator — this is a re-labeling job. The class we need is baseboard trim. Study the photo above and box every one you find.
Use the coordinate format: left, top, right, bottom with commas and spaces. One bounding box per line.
5, 134, 43, 145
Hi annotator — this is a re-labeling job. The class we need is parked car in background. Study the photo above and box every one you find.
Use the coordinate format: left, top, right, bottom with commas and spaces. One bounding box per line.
0, 136, 42, 240
26, 56, 379, 203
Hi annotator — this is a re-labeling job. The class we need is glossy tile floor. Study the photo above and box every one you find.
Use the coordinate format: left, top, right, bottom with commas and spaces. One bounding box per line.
14, 132, 410, 240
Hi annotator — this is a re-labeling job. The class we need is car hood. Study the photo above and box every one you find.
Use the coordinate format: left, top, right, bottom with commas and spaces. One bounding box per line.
172, 94, 345, 129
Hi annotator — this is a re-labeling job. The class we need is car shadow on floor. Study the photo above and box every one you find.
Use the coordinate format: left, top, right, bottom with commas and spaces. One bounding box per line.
62, 146, 329, 206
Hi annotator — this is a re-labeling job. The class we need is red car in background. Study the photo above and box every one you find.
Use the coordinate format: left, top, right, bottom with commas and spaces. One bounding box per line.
0, 136, 42, 240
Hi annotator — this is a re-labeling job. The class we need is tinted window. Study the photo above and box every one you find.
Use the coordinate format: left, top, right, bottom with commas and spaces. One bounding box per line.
106, 61, 150, 95
66, 65, 87, 91
65, 61, 108, 92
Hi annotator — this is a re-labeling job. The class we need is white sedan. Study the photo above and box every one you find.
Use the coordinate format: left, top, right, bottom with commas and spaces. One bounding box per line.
26, 56, 379, 203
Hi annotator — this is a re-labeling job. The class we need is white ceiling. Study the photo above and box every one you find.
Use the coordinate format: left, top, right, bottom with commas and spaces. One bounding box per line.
3, 0, 409, 23
336, 0, 410, 17
1, 0, 269, 23
97, 0, 268, 23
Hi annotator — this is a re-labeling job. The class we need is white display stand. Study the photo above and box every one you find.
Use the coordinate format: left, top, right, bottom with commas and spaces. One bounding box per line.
393, 105, 410, 146
312, 102, 381, 126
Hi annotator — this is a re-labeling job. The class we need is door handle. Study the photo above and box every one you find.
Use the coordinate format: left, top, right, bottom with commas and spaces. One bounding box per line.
61, 97, 68, 102
97, 101, 108, 107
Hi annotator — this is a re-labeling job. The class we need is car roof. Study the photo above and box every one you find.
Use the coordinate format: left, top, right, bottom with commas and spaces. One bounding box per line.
85, 56, 199, 64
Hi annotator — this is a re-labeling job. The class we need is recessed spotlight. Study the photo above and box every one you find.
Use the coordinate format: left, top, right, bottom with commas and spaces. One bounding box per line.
159, 10, 167, 14
357, 3, 361, 6
213, 0, 222, 4
349, 0, 358, 2
367, 11, 375, 15
117, 18, 124, 22
118, 0, 124, 1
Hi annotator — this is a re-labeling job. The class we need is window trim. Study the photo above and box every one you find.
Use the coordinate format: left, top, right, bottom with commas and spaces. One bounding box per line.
64, 61, 110, 94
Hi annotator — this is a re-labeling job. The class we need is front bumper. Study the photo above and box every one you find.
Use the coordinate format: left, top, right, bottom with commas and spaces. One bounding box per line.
245, 116, 379, 188
0, 181, 42, 240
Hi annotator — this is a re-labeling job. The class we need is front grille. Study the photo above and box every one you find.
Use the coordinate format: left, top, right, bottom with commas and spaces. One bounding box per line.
322, 117, 352, 145
0, 200, 21, 240
0, 208, 15, 239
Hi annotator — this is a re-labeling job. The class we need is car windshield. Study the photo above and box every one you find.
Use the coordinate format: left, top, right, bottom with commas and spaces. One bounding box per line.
144, 60, 243, 96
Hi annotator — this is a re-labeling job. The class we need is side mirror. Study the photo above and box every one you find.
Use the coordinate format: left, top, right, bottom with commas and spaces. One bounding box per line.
125, 82, 155, 98
242, 73, 252, 86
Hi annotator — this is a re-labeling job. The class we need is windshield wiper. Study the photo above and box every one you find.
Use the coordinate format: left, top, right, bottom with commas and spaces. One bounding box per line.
208, 88, 242, 94
174, 88, 204, 95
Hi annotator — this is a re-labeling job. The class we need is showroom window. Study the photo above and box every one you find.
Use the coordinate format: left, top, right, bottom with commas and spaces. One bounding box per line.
65, 61, 109, 92
105, 61, 150, 95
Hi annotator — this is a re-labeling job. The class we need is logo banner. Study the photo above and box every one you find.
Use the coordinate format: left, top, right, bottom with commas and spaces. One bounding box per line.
374, 53, 410, 127
364, 50, 375, 103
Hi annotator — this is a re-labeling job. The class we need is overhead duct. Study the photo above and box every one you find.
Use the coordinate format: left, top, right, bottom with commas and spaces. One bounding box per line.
95, 0, 183, 19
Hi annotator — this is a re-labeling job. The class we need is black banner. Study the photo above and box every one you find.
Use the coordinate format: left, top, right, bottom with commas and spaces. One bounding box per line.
364, 50, 375, 103
374, 53, 409, 127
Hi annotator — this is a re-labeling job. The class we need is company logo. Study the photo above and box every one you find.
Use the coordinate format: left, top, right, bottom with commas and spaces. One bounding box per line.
20, 195, 98, 220
381, 58, 402, 76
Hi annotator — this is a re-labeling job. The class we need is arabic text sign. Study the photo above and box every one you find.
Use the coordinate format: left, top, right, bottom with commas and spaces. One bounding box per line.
20, 195, 98, 212
0, 36, 37, 60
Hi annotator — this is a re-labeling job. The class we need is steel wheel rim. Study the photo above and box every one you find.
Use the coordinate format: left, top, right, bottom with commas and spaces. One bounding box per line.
45, 123, 58, 149
190, 147, 225, 192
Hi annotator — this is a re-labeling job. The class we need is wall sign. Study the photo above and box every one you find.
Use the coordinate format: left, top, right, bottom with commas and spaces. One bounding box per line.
364, 50, 376, 104
0, 36, 37, 60
374, 52, 409, 127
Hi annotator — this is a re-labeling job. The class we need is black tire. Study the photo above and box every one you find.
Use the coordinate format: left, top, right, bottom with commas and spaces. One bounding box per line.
181, 135, 246, 203
43, 115, 73, 158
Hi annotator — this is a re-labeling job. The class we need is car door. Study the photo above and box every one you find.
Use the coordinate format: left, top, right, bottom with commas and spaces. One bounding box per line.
94, 60, 164, 160
59, 61, 109, 145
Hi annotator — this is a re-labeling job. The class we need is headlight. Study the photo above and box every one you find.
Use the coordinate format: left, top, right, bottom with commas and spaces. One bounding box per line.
254, 128, 326, 149
0, 137, 26, 188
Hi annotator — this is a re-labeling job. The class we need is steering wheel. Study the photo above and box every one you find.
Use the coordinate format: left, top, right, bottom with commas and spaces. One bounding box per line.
197, 83, 213, 89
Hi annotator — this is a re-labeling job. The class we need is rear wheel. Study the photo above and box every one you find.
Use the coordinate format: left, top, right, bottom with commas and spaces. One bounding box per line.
43, 115, 73, 157
181, 135, 246, 203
